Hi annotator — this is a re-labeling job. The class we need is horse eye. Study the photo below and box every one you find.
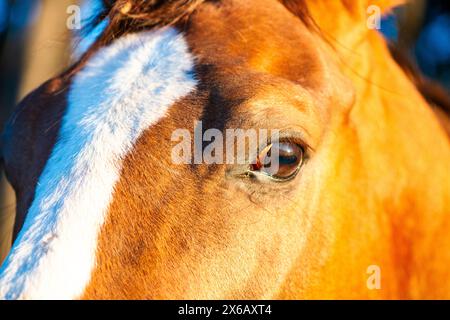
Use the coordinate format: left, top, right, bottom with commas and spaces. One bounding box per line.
251, 142, 304, 181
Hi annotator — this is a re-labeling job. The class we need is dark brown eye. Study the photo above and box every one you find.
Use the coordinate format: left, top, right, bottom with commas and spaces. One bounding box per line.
251, 142, 304, 181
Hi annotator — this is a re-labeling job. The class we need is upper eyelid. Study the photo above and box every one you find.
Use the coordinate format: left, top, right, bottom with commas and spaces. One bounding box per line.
241, 129, 311, 164
268, 130, 313, 153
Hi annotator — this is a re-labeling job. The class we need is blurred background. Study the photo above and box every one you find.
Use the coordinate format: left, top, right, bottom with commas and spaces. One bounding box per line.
0, 0, 449, 264
381, 0, 450, 90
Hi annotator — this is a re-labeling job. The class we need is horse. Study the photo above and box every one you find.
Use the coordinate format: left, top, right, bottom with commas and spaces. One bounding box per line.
0, 0, 449, 299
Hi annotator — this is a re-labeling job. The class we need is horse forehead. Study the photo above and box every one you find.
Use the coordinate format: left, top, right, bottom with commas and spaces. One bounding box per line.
186, 0, 329, 91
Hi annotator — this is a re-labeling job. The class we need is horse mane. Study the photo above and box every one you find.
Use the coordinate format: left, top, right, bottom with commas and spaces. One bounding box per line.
94, 0, 205, 45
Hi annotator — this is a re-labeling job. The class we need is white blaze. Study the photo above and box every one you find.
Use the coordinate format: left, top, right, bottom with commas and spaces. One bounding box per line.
0, 27, 197, 299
